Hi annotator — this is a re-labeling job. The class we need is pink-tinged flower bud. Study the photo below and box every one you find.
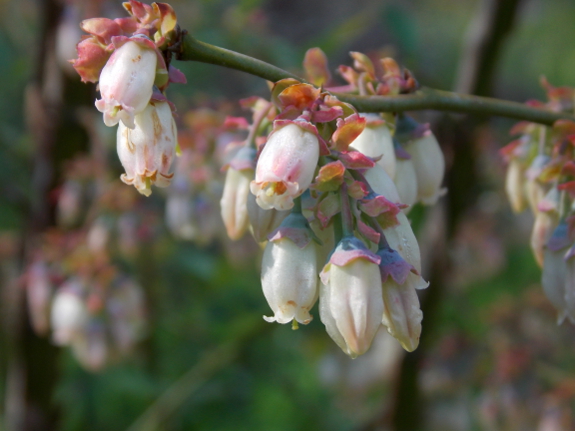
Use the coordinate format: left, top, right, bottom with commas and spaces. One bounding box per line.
393, 158, 418, 209
505, 159, 527, 213
250, 122, 320, 211
319, 237, 383, 358
221, 147, 255, 241
349, 117, 396, 178
95, 40, 157, 128
51, 282, 87, 346
117, 101, 177, 196
404, 133, 445, 205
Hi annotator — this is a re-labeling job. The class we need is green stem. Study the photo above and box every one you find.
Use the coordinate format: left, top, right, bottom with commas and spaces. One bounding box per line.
339, 183, 354, 237
292, 195, 303, 214
178, 34, 575, 126
179, 35, 304, 83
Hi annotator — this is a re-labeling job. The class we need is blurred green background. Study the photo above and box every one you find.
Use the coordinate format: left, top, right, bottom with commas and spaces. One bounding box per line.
2, 0, 575, 430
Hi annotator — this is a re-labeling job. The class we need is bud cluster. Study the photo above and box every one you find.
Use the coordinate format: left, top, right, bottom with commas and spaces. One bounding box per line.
26, 167, 149, 371
216, 50, 445, 357
71, 0, 186, 196
502, 78, 575, 324
71, 3, 446, 358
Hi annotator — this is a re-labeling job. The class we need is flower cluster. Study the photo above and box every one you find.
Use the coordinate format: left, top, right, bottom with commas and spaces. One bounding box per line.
71, 0, 186, 196
72, 2, 446, 357
216, 49, 444, 357
502, 78, 575, 324
23, 150, 151, 371
26, 222, 147, 371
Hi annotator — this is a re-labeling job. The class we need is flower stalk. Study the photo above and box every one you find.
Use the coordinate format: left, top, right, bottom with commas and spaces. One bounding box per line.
178, 34, 575, 126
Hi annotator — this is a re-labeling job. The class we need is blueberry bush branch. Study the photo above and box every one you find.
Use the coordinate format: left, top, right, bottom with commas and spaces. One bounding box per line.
67, 0, 575, 360
179, 34, 575, 126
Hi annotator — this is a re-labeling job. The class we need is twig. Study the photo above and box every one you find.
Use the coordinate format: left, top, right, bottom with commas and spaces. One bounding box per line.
179, 34, 572, 126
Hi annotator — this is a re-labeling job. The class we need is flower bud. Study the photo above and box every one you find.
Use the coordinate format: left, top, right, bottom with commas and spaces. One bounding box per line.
319, 237, 383, 358
380, 274, 423, 352
404, 133, 445, 205
531, 188, 560, 267
165, 150, 197, 240
383, 212, 423, 274
117, 101, 177, 196
51, 281, 87, 346
542, 223, 573, 324
250, 122, 320, 211
376, 245, 422, 352
542, 248, 570, 324
525, 179, 546, 216
349, 118, 396, 178
525, 155, 550, 215
95, 40, 157, 128
71, 320, 108, 371
505, 159, 527, 213
261, 237, 319, 325
393, 158, 418, 209
221, 147, 255, 241
364, 163, 401, 203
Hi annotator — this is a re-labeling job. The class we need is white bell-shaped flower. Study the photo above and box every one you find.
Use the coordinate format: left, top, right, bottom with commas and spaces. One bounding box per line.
95, 40, 157, 129
261, 237, 319, 325
117, 101, 177, 196
250, 122, 319, 211
404, 133, 445, 205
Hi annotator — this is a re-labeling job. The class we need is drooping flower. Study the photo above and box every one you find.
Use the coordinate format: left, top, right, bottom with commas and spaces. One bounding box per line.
319, 237, 383, 358
363, 163, 401, 203
393, 158, 418, 209
51, 280, 88, 346
250, 121, 320, 211
531, 188, 560, 267
349, 115, 396, 178
261, 211, 319, 325
95, 39, 158, 129
116, 101, 177, 196
377, 246, 422, 352
505, 159, 527, 213
404, 132, 445, 205
220, 147, 256, 240
525, 155, 550, 216
541, 222, 575, 324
